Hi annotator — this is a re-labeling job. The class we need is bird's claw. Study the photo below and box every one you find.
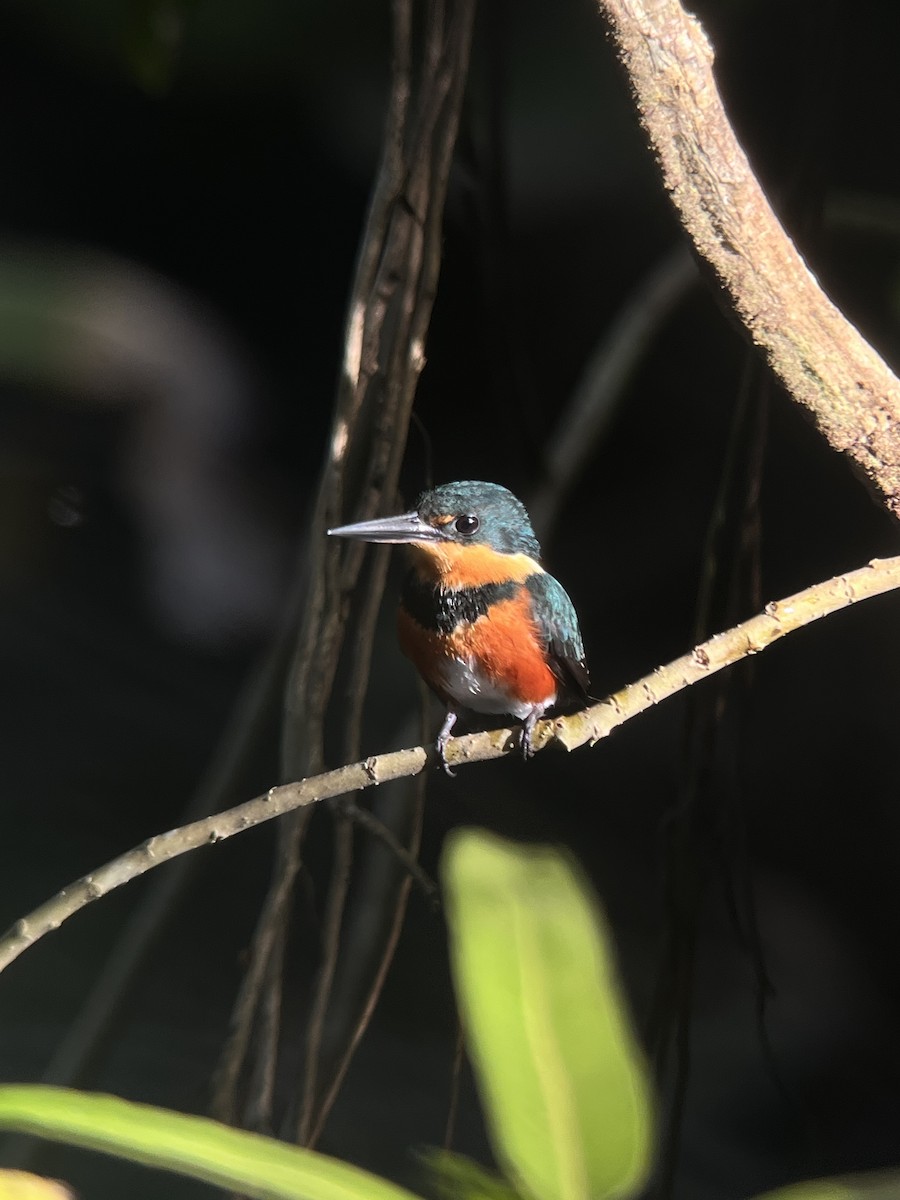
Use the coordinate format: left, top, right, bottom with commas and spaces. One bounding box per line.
520, 706, 547, 760
435, 708, 459, 777
435, 733, 456, 777
520, 725, 535, 759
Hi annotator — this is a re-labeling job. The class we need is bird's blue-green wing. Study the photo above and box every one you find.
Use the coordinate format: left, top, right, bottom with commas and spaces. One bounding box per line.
525, 572, 590, 700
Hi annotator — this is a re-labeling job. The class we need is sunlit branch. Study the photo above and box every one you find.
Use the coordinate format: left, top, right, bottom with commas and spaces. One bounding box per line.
2, 555, 900, 976
596, 0, 900, 519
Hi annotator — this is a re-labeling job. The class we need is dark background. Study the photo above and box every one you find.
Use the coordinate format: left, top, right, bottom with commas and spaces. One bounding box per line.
2, 1, 900, 1197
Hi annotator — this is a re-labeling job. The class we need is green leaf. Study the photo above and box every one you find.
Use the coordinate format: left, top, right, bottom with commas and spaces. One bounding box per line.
421, 1148, 525, 1200
0, 1086, 423, 1200
442, 831, 653, 1200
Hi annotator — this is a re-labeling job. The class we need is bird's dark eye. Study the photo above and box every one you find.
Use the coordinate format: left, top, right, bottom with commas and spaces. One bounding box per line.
454, 514, 480, 536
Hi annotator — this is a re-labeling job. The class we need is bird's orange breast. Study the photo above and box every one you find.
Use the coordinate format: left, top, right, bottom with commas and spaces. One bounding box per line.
398, 589, 557, 709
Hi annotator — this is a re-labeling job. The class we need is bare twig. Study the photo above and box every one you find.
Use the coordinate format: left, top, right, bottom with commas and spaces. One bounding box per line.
596, 0, 900, 518
4, 555, 900, 977
306, 775, 427, 1148
531, 243, 697, 535
245, 917, 289, 1134
300, 685, 433, 1149
210, 835, 302, 1125
337, 798, 437, 905
297, 543, 393, 1144
297, 813, 355, 1144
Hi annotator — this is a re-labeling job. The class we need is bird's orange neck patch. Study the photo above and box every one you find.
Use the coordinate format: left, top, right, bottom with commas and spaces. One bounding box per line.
407, 541, 542, 589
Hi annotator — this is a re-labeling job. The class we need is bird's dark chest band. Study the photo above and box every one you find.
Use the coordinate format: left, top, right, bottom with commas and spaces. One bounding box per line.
401, 575, 519, 635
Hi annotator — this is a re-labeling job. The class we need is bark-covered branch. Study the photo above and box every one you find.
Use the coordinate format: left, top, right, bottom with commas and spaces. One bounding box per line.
3, 554, 900, 976
596, 0, 900, 519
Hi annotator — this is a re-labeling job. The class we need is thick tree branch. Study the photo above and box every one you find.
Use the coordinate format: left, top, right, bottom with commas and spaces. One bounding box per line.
2, 555, 900, 977
597, 0, 900, 519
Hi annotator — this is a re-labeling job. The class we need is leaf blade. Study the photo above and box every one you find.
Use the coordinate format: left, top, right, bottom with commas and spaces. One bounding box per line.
442, 830, 653, 1200
0, 1086, 423, 1200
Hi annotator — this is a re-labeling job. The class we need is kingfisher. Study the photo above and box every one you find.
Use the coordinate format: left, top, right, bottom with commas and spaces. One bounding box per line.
328, 481, 589, 771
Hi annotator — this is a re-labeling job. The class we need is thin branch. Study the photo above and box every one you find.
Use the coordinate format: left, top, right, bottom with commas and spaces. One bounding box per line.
300, 689, 433, 1150
296, 812, 354, 1145
336, 798, 437, 905
596, 0, 900, 519
297, 544, 393, 1144
3, 554, 900, 977
210, 835, 302, 1124
244, 916, 289, 1134
306, 775, 427, 1148
531, 243, 697, 535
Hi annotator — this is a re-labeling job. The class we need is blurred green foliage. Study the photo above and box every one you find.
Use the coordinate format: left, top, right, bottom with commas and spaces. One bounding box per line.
442, 829, 654, 1200
0, 830, 897, 1199
0, 1086, 420, 1200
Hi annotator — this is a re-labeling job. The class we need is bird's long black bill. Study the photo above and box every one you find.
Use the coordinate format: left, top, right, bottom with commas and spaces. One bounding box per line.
327, 510, 441, 544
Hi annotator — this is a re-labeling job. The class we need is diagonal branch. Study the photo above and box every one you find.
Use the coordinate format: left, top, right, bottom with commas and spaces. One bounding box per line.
596, 0, 900, 519
3, 554, 900, 977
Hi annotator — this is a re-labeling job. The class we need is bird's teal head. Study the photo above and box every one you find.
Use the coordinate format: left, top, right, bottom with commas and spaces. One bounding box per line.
328, 481, 542, 561
415, 481, 541, 558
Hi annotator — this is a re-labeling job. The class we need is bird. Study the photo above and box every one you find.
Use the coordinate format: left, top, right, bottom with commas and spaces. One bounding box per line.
328, 480, 589, 772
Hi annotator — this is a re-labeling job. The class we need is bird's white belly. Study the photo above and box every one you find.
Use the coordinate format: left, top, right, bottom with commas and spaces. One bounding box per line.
438, 656, 556, 720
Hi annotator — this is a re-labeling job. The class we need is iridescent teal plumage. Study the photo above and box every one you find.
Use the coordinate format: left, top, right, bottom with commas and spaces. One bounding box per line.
417, 481, 542, 558
525, 571, 589, 700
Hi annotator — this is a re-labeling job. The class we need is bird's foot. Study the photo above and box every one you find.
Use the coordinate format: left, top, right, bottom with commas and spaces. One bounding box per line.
435, 707, 459, 777
520, 705, 546, 760
520, 725, 535, 759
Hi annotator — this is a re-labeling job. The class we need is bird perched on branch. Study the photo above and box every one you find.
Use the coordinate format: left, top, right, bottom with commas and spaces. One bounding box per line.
328, 481, 589, 772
